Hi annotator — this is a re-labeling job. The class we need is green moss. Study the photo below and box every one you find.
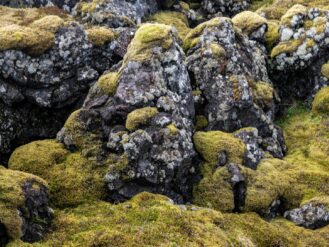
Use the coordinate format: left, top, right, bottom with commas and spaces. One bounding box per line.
86, 26, 115, 47
271, 38, 303, 58
232, 11, 267, 35
166, 123, 179, 135
321, 62, 329, 79
209, 43, 226, 58
9, 140, 108, 207
0, 6, 70, 55
195, 115, 209, 130
124, 23, 174, 62
265, 20, 280, 51
97, 72, 119, 95
281, 4, 308, 26
251, 81, 274, 109
312, 86, 329, 115
0, 166, 47, 239
126, 107, 159, 131
149, 11, 191, 41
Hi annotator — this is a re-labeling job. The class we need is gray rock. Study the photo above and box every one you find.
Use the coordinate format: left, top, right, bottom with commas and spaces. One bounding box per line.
0, 0, 79, 11
202, 0, 251, 17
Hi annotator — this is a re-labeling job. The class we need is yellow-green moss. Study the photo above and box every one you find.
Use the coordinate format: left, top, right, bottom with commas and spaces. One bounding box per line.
86, 26, 115, 46
271, 38, 303, 58
97, 72, 119, 95
281, 4, 308, 26
312, 86, 329, 115
0, 6, 70, 55
210, 43, 226, 58
265, 20, 280, 51
8, 140, 108, 207
252, 81, 274, 109
321, 62, 329, 79
0, 166, 47, 239
126, 107, 159, 131
166, 123, 179, 135
195, 115, 209, 130
124, 23, 174, 62
232, 11, 267, 35
150, 11, 191, 41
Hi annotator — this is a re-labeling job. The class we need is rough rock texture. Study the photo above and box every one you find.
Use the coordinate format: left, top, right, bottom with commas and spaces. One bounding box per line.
56, 23, 196, 203
284, 204, 329, 229
0, 166, 52, 243
0, 7, 130, 164
185, 17, 286, 158
74, 0, 159, 27
270, 5, 329, 106
202, 0, 251, 17
0, 0, 79, 11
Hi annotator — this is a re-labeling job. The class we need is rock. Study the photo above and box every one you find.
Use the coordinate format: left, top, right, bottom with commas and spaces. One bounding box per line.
56, 23, 197, 203
0, 7, 129, 164
0, 166, 52, 243
201, 0, 251, 17
284, 204, 329, 229
0, 0, 79, 11
185, 17, 286, 158
73, 0, 159, 28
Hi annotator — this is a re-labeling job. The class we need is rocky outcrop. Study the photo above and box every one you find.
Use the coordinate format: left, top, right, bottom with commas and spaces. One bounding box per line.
201, 0, 251, 17
0, 166, 52, 243
0, 0, 79, 11
0, 7, 130, 164
185, 17, 286, 158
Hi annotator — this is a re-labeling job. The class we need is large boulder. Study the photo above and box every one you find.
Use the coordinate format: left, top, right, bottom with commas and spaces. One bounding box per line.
0, 7, 131, 164
0, 166, 52, 243
184, 17, 286, 158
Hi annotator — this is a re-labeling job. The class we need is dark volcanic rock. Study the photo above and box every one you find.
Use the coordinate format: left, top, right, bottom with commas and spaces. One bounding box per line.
202, 0, 251, 17
185, 17, 286, 158
0, 0, 79, 11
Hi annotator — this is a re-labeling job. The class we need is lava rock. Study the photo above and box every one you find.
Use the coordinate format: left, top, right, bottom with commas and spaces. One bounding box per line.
0, 0, 79, 11
202, 0, 251, 17
284, 204, 329, 229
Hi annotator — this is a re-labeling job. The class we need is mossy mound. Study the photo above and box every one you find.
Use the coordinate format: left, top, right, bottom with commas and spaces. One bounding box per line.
0, 6, 70, 55
312, 87, 329, 115
0, 166, 48, 239
7, 192, 329, 246
232, 11, 267, 35
126, 107, 159, 131
97, 72, 119, 95
322, 62, 329, 79
85, 26, 115, 47
149, 11, 191, 41
8, 140, 109, 207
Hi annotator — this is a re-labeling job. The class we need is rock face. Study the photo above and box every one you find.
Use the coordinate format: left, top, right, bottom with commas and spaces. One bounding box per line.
270, 5, 329, 105
74, 0, 159, 27
0, 166, 52, 243
185, 17, 286, 158
202, 0, 251, 17
0, 0, 79, 11
0, 7, 129, 164
57, 23, 196, 203
284, 204, 329, 229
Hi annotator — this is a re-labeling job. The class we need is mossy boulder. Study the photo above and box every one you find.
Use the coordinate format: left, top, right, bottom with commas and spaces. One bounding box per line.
232, 11, 267, 35
312, 87, 329, 115
0, 166, 52, 242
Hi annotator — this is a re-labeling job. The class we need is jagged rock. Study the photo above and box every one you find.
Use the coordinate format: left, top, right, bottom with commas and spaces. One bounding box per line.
284, 204, 329, 229
185, 17, 286, 158
270, 5, 329, 105
0, 0, 79, 11
0, 166, 52, 243
55, 23, 197, 203
201, 0, 251, 17
74, 0, 159, 28
0, 7, 129, 164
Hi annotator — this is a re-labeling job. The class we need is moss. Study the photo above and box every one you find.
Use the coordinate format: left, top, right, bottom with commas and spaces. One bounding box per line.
0, 6, 70, 55
321, 62, 329, 79
0, 166, 47, 239
97, 72, 119, 95
126, 107, 159, 131
232, 11, 267, 35
179, 1, 190, 11
9, 140, 108, 207
166, 124, 179, 135
280, 4, 308, 26
195, 115, 209, 130
251, 81, 274, 109
183, 17, 229, 51
271, 38, 303, 58
86, 26, 115, 46
150, 11, 191, 41
124, 23, 174, 62
209, 43, 226, 58
265, 20, 280, 51
312, 86, 329, 115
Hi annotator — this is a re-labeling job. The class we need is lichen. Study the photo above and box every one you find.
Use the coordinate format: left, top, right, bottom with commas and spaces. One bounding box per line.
232, 11, 267, 35
126, 107, 159, 131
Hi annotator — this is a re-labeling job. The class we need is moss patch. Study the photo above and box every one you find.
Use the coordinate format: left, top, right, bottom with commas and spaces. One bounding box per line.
232, 11, 267, 35
97, 72, 119, 95
312, 87, 329, 115
86, 26, 115, 47
126, 107, 159, 131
